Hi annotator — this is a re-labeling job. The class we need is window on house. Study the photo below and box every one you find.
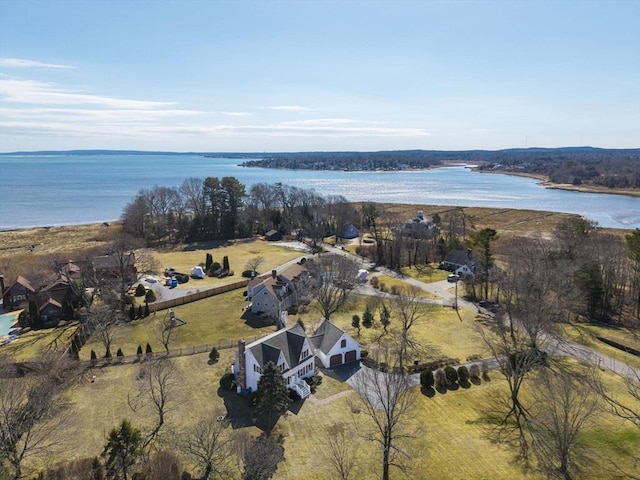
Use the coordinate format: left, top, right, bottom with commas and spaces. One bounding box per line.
341, 339, 347, 348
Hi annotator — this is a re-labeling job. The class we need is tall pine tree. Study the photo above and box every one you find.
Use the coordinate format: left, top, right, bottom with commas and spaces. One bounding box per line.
255, 361, 291, 434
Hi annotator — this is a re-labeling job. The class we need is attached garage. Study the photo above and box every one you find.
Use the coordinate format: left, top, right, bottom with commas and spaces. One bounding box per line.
344, 350, 357, 363
329, 354, 343, 367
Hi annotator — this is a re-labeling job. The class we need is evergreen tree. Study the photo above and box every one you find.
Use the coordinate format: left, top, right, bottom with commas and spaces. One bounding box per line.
102, 419, 143, 480
351, 314, 361, 336
379, 302, 391, 332
144, 302, 150, 317
28, 299, 40, 328
146, 342, 153, 355
255, 361, 291, 434
128, 304, 135, 321
137, 305, 143, 319
362, 304, 374, 328
137, 345, 143, 357
205, 253, 213, 271
223, 255, 230, 271
117, 348, 124, 358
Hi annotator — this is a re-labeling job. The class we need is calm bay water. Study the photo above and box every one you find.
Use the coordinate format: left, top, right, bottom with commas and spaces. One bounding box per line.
0, 153, 638, 230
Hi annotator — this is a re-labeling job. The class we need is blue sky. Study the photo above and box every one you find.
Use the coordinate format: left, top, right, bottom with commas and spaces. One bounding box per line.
1, 0, 639, 152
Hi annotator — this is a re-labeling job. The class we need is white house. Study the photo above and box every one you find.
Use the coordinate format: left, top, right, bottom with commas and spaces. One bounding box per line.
233, 320, 361, 398
234, 323, 315, 398
310, 319, 361, 368
247, 262, 310, 320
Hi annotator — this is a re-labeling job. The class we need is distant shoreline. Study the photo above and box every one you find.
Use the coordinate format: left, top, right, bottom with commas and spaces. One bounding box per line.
471, 167, 640, 199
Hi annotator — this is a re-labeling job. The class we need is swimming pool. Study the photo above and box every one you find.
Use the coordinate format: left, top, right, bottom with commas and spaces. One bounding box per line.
0, 314, 16, 337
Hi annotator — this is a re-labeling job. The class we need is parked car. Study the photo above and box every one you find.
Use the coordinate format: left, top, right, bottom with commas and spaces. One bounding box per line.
447, 274, 460, 283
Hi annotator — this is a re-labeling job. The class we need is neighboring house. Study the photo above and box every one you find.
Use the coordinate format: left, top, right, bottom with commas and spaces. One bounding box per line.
338, 224, 359, 240
442, 249, 477, 277
247, 263, 310, 320
265, 229, 283, 241
234, 323, 315, 398
400, 210, 439, 239
310, 319, 361, 368
27, 277, 82, 322
92, 253, 137, 283
233, 320, 361, 398
2, 275, 36, 310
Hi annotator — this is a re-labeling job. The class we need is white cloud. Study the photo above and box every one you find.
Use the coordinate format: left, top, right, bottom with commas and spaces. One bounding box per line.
0, 58, 76, 69
281, 118, 359, 126
218, 111, 252, 117
1, 79, 175, 109
263, 105, 314, 112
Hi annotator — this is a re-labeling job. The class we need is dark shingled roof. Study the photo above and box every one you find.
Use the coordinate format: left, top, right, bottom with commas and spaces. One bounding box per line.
248, 323, 308, 371
310, 319, 345, 355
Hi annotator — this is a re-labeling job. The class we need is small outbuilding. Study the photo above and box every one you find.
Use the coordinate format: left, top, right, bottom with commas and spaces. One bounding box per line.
339, 224, 360, 240
265, 229, 283, 241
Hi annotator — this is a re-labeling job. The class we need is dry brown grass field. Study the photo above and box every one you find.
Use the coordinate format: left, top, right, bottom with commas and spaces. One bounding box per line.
2, 209, 639, 479
22, 350, 639, 480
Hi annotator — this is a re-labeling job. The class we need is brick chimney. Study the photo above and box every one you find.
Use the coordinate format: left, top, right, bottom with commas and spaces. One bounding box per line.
237, 339, 246, 393
271, 269, 277, 279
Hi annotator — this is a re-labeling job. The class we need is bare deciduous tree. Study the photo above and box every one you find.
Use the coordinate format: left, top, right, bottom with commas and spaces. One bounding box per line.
178, 412, 237, 480
351, 351, 416, 480
244, 256, 265, 277
0, 353, 79, 480
307, 253, 360, 321
392, 285, 433, 370
89, 304, 123, 358
530, 367, 601, 480
128, 357, 178, 449
320, 423, 357, 480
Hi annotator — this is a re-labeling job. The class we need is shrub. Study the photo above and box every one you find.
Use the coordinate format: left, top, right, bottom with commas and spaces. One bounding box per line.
223, 256, 230, 271
90, 350, 97, 362
144, 303, 150, 317
469, 363, 481, 380
434, 368, 447, 389
209, 347, 219, 362
458, 365, 469, 383
137, 345, 143, 357
220, 372, 235, 391
445, 365, 458, 385
116, 348, 124, 358
105, 347, 112, 359
145, 289, 156, 303
135, 284, 146, 296
146, 342, 153, 355
205, 253, 213, 271
242, 269, 254, 278
360, 349, 368, 358
362, 304, 374, 328
128, 305, 135, 321
420, 370, 434, 388
481, 360, 489, 379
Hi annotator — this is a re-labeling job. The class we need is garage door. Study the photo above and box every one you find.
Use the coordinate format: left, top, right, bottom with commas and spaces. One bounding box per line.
330, 354, 342, 367
344, 350, 357, 363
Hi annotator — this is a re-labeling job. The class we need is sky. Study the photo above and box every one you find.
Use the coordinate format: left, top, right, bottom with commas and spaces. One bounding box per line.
0, 0, 639, 153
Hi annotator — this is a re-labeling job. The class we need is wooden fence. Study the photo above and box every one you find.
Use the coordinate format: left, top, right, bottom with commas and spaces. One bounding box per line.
148, 278, 251, 311
85, 332, 273, 368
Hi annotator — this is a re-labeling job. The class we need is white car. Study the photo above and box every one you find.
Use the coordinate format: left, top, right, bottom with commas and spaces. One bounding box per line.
447, 274, 460, 283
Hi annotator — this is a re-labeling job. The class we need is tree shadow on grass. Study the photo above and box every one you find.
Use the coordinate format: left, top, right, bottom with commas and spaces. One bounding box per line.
181, 240, 236, 251
459, 379, 471, 389
436, 385, 448, 395
470, 377, 482, 386
217, 388, 255, 429
447, 383, 460, 391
